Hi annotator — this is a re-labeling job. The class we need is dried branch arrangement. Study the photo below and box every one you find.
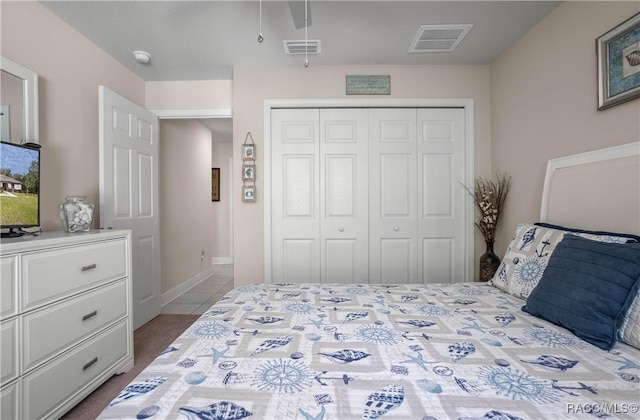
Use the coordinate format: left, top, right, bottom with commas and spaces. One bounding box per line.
463, 171, 512, 242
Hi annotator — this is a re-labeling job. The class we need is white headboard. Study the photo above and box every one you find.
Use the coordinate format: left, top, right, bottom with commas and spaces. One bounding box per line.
540, 142, 640, 236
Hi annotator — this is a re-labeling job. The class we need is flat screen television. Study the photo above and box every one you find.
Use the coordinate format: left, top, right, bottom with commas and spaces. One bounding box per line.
0, 141, 41, 237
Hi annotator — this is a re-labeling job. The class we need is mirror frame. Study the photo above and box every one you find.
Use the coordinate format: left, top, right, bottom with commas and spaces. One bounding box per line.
1, 56, 39, 145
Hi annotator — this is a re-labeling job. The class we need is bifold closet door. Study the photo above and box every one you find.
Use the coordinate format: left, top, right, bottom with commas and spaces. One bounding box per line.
368, 108, 466, 284
272, 107, 467, 284
369, 109, 418, 284
417, 108, 466, 284
271, 108, 369, 283
271, 109, 320, 283
319, 109, 369, 283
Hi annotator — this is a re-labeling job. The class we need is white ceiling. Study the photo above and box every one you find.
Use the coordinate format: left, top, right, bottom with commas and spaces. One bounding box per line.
40, 1, 559, 143
199, 117, 234, 142
41, 1, 560, 81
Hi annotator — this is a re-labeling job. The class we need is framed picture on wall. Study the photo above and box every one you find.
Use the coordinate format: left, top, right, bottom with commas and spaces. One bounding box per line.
242, 144, 255, 160
211, 168, 220, 202
597, 12, 640, 110
242, 164, 256, 181
242, 185, 256, 202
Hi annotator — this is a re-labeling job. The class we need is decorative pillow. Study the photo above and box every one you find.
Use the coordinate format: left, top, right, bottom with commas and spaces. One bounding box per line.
536, 223, 640, 349
490, 223, 636, 300
522, 235, 640, 350
619, 291, 640, 349
534, 222, 640, 243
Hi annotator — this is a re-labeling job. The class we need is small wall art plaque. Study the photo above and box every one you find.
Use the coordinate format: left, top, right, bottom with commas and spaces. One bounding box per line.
346, 75, 390, 95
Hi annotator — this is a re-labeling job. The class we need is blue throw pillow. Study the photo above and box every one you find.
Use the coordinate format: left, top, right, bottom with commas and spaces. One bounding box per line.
522, 235, 640, 350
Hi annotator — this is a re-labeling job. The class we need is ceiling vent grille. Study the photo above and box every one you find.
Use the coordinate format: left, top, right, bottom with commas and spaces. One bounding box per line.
408, 24, 473, 53
283, 40, 321, 55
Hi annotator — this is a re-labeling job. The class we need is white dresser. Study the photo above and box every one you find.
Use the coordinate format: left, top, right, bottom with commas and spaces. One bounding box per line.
0, 230, 133, 420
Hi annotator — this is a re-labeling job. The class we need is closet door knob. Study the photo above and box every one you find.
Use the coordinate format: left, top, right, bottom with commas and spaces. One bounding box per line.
338, 227, 344, 232
394, 226, 399, 232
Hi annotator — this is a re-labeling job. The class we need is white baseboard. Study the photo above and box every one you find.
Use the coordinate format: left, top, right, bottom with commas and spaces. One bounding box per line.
212, 257, 233, 265
161, 266, 217, 307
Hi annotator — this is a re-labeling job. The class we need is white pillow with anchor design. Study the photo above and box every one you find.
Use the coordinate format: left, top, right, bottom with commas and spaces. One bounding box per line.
489, 223, 632, 300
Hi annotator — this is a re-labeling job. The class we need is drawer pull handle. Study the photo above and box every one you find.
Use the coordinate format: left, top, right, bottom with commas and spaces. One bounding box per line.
83, 357, 98, 371
81, 263, 97, 272
82, 310, 98, 321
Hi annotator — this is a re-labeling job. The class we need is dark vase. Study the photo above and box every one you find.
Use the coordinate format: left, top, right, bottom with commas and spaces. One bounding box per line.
479, 241, 501, 282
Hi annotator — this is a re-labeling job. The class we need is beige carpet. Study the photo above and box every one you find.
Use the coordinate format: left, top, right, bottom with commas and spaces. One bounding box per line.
60, 314, 200, 419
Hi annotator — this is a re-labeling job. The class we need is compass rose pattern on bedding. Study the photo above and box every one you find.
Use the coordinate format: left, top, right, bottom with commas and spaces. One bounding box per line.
98, 282, 640, 419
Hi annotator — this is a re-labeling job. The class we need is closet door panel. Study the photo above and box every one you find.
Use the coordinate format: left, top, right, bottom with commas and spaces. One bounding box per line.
378, 238, 412, 284
282, 239, 316, 283
417, 109, 466, 284
422, 238, 454, 283
320, 109, 369, 283
272, 109, 320, 283
369, 109, 417, 284
422, 154, 453, 216
324, 239, 357, 284
380, 154, 412, 216
283, 156, 314, 217
325, 156, 356, 216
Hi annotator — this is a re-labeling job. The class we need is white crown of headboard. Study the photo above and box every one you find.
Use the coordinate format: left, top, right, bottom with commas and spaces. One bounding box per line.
540, 142, 640, 235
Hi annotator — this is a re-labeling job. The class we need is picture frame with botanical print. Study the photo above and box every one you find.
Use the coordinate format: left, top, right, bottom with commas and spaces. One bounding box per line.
242, 144, 255, 160
242, 164, 256, 181
211, 168, 220, 202
597, 13, 640, 110
242, 185, 256, 202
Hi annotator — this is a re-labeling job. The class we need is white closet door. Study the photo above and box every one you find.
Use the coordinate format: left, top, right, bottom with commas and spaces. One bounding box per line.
271, 109, 320, 283
319, 109, 369, 283
271, 106, 469, 285
417, 109, 466, 284
369, 109, 418, 284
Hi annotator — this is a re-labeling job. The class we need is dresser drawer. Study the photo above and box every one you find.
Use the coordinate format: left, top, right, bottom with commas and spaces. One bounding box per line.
21, 238, 127, 311
1, 318, 18, 384
22, 280, 128, 372
22, 320, 129, 420
1, 255, 18, 319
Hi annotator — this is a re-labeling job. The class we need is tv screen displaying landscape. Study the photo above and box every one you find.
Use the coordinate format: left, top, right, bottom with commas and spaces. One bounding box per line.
0, 141, 40, 228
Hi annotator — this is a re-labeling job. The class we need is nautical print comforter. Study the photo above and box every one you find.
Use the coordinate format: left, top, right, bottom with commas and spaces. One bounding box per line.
98, 283, 640, 419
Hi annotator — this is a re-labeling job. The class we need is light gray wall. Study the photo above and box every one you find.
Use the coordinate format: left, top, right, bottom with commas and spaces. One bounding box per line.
2, 1, 145, 230
212, 141, 233, 262
160, 119, 214, 293
491, 1, 640, 252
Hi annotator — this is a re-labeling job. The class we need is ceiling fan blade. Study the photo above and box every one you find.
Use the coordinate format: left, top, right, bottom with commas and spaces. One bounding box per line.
288, 0, 312, 29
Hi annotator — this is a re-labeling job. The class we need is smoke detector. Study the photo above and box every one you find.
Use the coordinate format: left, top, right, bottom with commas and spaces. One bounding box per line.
133, 50, 151, 64
408, 24, 473, 53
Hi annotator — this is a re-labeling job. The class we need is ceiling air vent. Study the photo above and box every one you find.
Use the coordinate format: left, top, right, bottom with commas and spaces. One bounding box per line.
408, 24, 473, 53
283, 40, 321, 55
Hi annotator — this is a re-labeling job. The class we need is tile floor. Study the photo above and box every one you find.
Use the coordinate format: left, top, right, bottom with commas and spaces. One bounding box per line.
160, 264, 235, 315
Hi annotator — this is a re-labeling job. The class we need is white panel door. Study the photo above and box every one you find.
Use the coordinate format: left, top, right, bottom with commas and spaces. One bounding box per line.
99, 86, 160, 329
271, 109, 320, 283
369, 109, 418, 284
417, 109, 466, 284
319, 109, 369, 283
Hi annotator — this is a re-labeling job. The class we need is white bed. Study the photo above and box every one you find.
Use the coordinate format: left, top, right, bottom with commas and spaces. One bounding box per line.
97, 142, 640, 420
